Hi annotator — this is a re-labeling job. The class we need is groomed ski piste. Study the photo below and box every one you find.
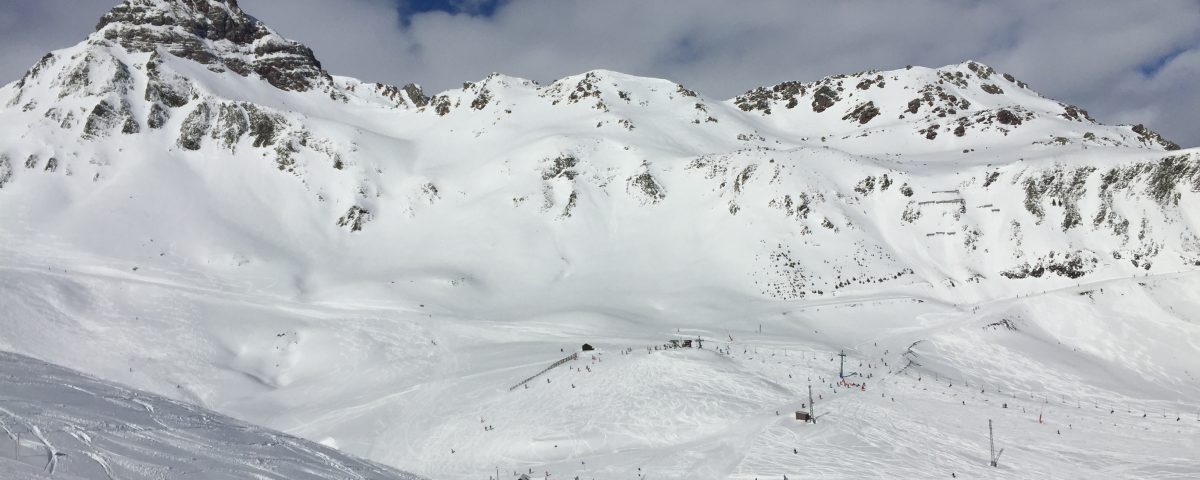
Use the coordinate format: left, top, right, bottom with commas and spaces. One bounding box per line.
1, 0, 1200, 478
2, 252, 1198, 479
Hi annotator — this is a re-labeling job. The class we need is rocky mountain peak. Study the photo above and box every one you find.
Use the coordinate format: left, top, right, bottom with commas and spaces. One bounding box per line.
93, 0, 329, 92
732, 60, 1019, 116
727, 60, 1181, 151
96, 0, 249, 39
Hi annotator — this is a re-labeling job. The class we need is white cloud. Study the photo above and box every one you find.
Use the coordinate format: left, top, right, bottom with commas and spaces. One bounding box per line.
0, 0, 113, 82
3, 0, 1198, 146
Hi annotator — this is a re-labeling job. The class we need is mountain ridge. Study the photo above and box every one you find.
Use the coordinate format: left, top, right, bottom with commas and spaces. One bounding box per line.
5, 0, 1183, 149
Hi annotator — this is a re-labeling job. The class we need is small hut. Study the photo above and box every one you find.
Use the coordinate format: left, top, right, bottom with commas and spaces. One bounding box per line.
581, 343, 595, 351
795, 411, 812, 422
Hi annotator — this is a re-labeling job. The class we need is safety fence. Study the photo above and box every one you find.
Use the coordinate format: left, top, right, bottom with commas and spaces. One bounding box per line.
508, 352, 579, 392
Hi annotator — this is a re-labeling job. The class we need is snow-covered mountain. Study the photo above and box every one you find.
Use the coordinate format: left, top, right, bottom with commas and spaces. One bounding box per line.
0, 351, 423, 479
1, 0, 1198, 479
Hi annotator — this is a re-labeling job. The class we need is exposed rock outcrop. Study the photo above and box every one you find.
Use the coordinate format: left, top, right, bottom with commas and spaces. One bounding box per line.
96, 0, 330, 92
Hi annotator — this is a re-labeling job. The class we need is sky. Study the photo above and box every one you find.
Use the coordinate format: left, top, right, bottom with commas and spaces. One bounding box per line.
0, 0, 1197, 147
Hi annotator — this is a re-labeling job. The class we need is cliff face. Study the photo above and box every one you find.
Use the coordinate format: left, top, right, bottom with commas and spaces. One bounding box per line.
93, 0, 328, 91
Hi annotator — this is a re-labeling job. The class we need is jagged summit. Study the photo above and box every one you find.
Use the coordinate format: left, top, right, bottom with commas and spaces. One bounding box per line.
96, 0, 250, 38
0, 0, 1184, 182
3, 0, 1182, 152
728, 60, 1180, 151
733, 61, 1026, 113
93, 0, 328, 91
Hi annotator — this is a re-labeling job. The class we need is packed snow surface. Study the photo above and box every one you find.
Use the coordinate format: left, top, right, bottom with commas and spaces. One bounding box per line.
0, 350, 422, 479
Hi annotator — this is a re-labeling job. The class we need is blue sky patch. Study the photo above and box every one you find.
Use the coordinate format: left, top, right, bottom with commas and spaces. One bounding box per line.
1137, 47, 1187, 77
398, 0, 506, 24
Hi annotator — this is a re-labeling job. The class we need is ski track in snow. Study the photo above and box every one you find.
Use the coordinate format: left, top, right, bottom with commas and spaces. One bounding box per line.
2, 252, 1200, 479
0, 351, 423, 480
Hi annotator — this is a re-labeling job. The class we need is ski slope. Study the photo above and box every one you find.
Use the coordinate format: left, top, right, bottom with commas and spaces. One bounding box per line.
0, 350, 422, 480
2, 252, 1198, 479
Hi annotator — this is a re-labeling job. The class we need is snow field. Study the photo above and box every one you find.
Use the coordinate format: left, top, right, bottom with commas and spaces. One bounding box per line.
4, 254, 1197, 479
0, 351, 421, 480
